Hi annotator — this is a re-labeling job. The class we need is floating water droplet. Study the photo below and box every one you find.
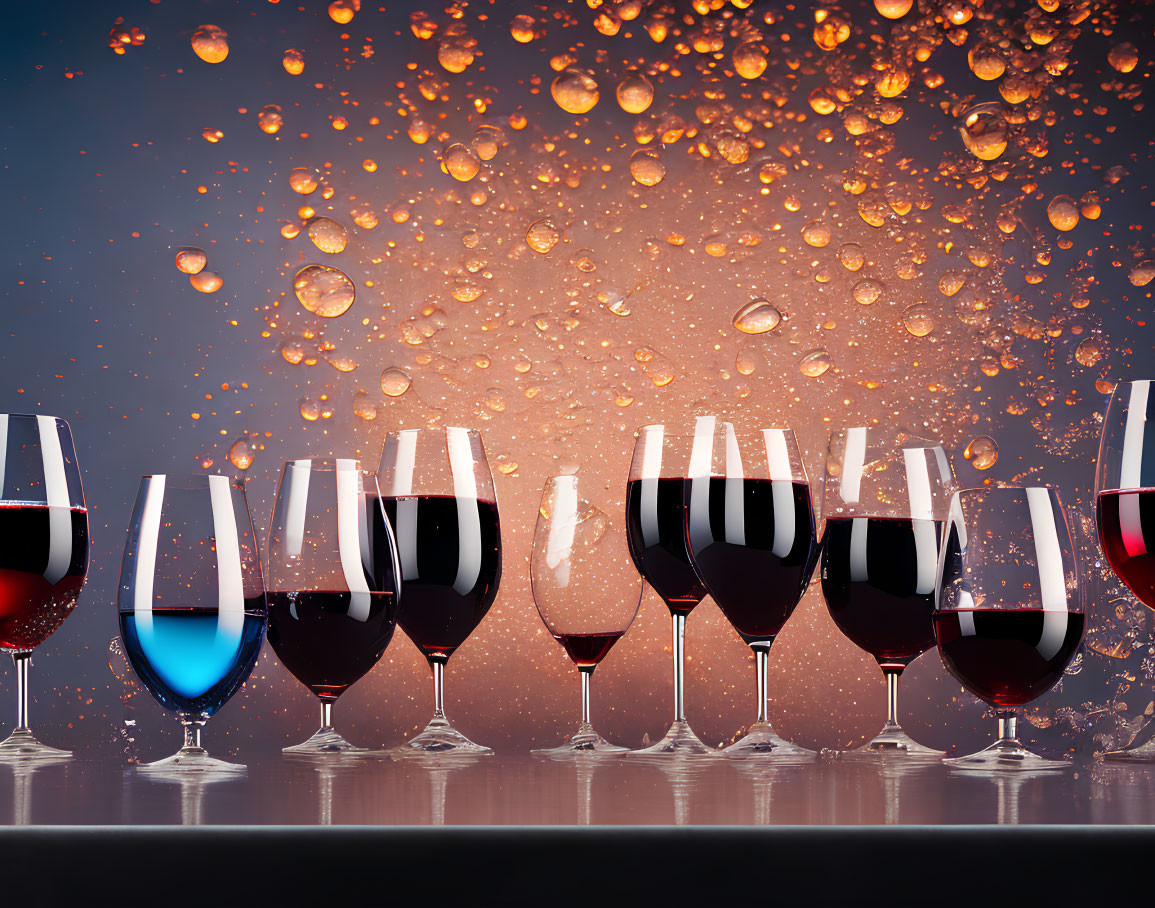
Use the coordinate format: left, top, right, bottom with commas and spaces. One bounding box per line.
616, 72, 653, 114
852, 278, 883, 305
437, 36, 475, 73
629, 147, 665, 186
874, 0, 912, 18
552, 68, 599, 114
443, 143, 480, 182
189, 271, 222, 293
964, 436, 998, 470
1047, 195, 1080, 231
732, 43, 767, 79
228, 437, 254, 470
960, 103, 1007, 161
837, 243, 865, 272
902, 304, 935, 337
257, 105, 283, 134
289, 168, 318, 195
799, 349, 832, 377
1129, 261, 1155, 287
299, 397, 321, 421
191, 24, 228, 64
175, 248, 206, 275
801, 219, 831, 248
305, 217, 348, 254
293, 264, 355, 317
281, 339, 305, 364
526, 218, 560, 254
510, 14, 537, 43
380, 368, 411, 397
732, 299, 781, 334
1108, 42, 1138, 73
1075, 337, 1104, 367
328, 0, 356, 24
282, 48, 304, 75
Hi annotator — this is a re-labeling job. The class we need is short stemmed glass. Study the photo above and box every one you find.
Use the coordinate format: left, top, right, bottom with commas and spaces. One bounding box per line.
531, 474, 641, 755
934, 486, 1084, 771
0, 414, 89, 759
821, 427, 954, 757
378, 427, 502, 755
684, 417, 819, 760
266, 459, 400, 754
117, 474, 267, 774
624, 424, 714, 758
1095, 379, 1155, 760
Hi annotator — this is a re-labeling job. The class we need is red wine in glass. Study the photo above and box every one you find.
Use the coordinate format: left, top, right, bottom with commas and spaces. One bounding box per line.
935, 608, 1085, 707
821, 516, 943, 671
554, 631, 624, 669
1097, 488, 1155, 609
625, 477, 707, 613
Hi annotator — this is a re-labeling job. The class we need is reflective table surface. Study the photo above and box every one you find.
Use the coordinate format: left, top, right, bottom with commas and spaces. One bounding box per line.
3, 752, 1155, 827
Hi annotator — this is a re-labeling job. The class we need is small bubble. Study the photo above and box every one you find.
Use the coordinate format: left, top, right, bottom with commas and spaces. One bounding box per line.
902, 304, 935, 337
1108, 42, 1139, 74
799, 349, 832, 377
801, 219, 831, 248
380, 368, 412, 397
629, 147, 665, 186
189, 271, 222, 293
257, 105, 283, 134
282, 48, 304, 75
443, 143, 481, 182
526, 218, 560, 254
1074, 337, 1104, 368
175, 248, 206, 275
837, 243, 865, 272
732, 299, 781, 334
306, 217, 348, 254
1047, 195, 1080, 232
959, 103, 1008, 161
852, 278, 884, 306
228, 437, 255, 471
289, 168, 318, 195
616, 71, 654, 114
964, 436, 998, 470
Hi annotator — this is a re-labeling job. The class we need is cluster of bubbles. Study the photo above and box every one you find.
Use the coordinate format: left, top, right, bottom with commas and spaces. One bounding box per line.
173, 247, 221, 293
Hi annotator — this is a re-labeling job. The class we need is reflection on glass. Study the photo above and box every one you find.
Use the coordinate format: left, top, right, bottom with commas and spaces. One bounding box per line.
935, 487, 1083, 772
531, 474, 641, 756
685, 418, 819, 761
266, 460, 400, 754
117, 474, 267, 775
0, 415, 89, 760
3, 756, 69, 825
821, 427, 953, 759
422, 754, 482, 826
285, 752, 361, 824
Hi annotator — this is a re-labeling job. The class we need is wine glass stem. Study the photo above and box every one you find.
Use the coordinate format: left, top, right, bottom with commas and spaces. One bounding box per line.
997, 711, 1017, 745
432, 658, 447, 720
884, 669, 901, 729
752, 644, 769, 724
12, 652, 31, 733
579, 667, 592, 728
671, 612, 687, 722
179, 713, 203, 750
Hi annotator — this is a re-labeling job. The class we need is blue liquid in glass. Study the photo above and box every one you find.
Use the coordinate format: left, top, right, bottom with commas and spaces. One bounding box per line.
119, 607, 265, 716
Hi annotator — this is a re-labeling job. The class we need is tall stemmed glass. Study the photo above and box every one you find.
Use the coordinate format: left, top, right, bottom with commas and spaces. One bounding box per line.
0, 414, 89, 759
934, 487, 1084, 771
117, 474, 267, 774
821, 427, 954, 757
378, 427, 501, 755
625, 423, 714, 757
1095, 380, 1155, 760
266, 459, 400, 754
685, 417, 819, 760
531, 474, 641, 755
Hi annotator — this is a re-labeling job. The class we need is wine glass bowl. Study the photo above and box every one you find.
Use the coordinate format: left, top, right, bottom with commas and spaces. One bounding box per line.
531, 473, 641, 756
378, 426, 501, 756
821, 426, 954, 759
0, 414, 89, 760
265, 459, 400, 754
117, 474, 266, 775
934, 486, 1083, 772
684, 417, 819, 761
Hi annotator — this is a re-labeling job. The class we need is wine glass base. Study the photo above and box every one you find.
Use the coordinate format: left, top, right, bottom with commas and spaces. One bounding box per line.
393, 717, 492, 757
283, 726, 366, 755
628, 719, 719, 760
722, 722, 814, 763
945, 738, 1069, 773
0, 728, 71, 762
847, 723, 943, 761
136, 745, 246, 777
533, 725, 628, 757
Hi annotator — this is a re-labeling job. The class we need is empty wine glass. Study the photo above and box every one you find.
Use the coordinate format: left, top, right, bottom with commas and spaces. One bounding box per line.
378, 427, 501, 755
821, 427, 954, 758
934, 486, 1084, 771
0, 414, 89, 759
266, 459, 400, 754
685, 417, 819, 761
1095, 379, 1155, 760
117, 474, 267, 775
531, 474, 641, 755
625, 424, 714, 758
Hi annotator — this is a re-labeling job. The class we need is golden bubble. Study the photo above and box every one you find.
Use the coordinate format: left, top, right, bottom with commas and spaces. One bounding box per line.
289, 168, 318, 195
853, 278, 883, 305
282, 48, 304, 75
963, 436, 998, 470
380, 367, 412, 397
280, 222, 300, 240
191, 24, 228, 64
443, 143, 481, 182
526, 218, 560, 254
799, 350, 832, 378
732, 43, 767, 79
968, 44, 1005, 81
257, 105, 283, 134
857, 193, 888, 227
813, 11, 850, 51
1046, 195, 1080, 232
202, 128, 223, 144
1075, 337, 1104, 368
328, 1, 356, 25
281, 339, 305, 365
437, 37, 475, 73
629, 147, 665, 186
616, 72, 654, 114
306, 217, 348, 254
902, 304, 935, 337
293, 264, 355, 317
299, 398, 321, 421
175, 248, 207, 275
228, 437, 254, 471
837, 243, 865, 271
551, 68, 599, 115
471, 125, 504, 161
189, 271, 222, 293
960, 103, 1007, 161
407, 118, 433, 144
510, 14, 537, 43
808, 87, 837, 116
874, 0, 912, 18
352, 393, 377, 421
1108, 42, 1138, 74
1129, 261, 1155, 288
732, 299, 781, 334
801, 219, 831, 248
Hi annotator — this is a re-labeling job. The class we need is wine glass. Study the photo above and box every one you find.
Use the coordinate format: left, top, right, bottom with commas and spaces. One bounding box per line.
624, 423, 715, 758
1095, 379, 1155, 760
684, 417, 819, 761
377, 427, 501, 755
266, 459, 400, 754
531, 474, 641, 755
934, 486, 1084, 771
117, 474, 267, 774
0, 414, 89, 760
820, 426, 954, 757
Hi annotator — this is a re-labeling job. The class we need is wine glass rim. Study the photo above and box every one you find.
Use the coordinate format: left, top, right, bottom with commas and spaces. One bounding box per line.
0, 412, 71, 425
139, 473, 247, 489
278, 457, 370, 471
952, 484, 1060, 497
381, 425, 481, 437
